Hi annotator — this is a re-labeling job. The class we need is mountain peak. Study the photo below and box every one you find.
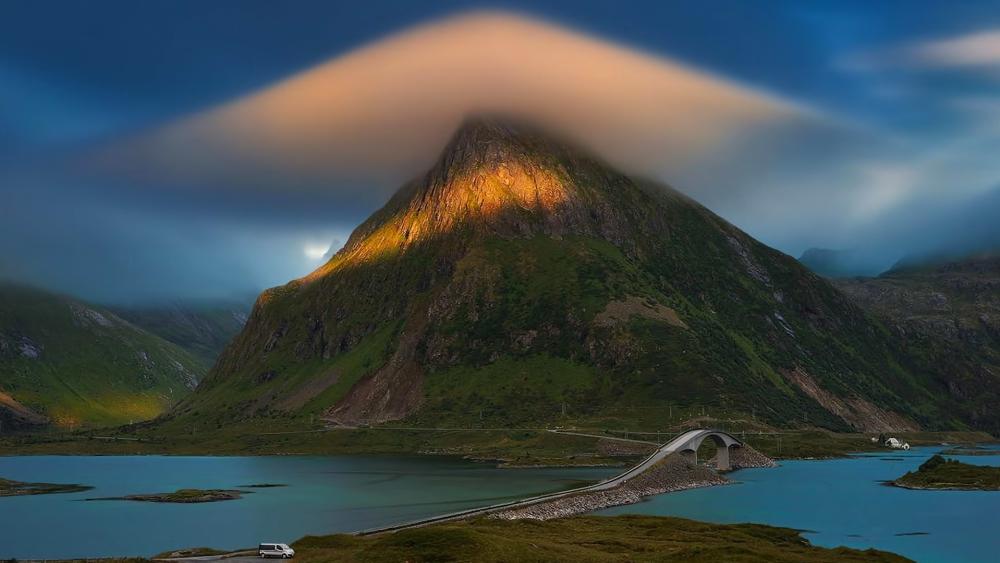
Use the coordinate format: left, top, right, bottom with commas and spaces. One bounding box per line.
449, 114, 529, 144
320, 117, 612, 271
431, 114, 564, 180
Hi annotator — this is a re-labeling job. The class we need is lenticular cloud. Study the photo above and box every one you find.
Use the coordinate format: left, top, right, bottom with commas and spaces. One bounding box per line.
95, 11, 809, 197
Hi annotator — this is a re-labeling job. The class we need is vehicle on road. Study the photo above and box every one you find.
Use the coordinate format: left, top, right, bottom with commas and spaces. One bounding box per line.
258, 543, 295, 558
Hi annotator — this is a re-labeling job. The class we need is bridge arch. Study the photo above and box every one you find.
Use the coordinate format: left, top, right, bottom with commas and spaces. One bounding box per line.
674, 429, 743, 471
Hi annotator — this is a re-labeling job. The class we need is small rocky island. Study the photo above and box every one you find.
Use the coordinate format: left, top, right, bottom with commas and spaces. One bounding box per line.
891, 455, 1000, 490
87, 488, 250, 503
0, 476, 92, 496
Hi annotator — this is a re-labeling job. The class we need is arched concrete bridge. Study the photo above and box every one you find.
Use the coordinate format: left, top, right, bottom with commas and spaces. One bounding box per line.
666, 428, 744, 471
581, 428, 744, 490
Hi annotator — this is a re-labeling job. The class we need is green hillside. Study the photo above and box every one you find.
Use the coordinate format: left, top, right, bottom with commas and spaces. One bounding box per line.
166, 117, 986, 435
0, 283, 206, 429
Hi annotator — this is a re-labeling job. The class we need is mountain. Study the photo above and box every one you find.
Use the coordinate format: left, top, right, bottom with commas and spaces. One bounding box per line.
171, 117, 979, 434
835, 253, 1000, 431
320, 239, 343, 262
0, 283, 205, 430
884, 250, 999, 276
111, 300, 251, 367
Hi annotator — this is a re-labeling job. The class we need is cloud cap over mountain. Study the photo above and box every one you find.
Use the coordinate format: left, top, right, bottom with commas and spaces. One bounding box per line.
95, 12, 808, 197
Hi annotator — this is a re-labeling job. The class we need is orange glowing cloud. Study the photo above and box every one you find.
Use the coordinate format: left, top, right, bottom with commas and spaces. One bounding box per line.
100, 11, 811, 195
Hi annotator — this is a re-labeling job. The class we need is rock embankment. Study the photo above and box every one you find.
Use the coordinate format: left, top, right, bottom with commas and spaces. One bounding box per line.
727, 443, 778, 469
493, 445, 776, 521
493, 453, 728, 521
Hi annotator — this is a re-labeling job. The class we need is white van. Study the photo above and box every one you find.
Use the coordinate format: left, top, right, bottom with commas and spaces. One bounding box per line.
258, 543, 295, 558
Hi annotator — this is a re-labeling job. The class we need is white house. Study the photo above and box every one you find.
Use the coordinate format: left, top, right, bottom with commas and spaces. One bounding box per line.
884, 437, 911, 450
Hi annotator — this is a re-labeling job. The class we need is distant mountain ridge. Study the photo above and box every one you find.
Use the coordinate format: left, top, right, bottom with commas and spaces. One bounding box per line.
885, 250, 1000, 276
169, 117, 992, 434
0, 283, 206, 430
111, 299, 251, 367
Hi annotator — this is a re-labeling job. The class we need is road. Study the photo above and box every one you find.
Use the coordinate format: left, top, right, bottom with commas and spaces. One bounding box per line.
157, 428, 733, 560
263, 424, 663, 446
546, 429, 658, 445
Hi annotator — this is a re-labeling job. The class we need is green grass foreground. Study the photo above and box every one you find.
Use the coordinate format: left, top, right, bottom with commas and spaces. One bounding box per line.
893, 454, 1000, 490
289, 516, 910, 562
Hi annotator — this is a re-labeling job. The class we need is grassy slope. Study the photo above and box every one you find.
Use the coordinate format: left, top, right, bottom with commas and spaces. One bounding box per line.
0, 283, 205, 428
165, 321, 398, 429
291, 516, 909, 563
178, 233, 954, 434
410, 232, 949, 431
894, 454, 1000, 490
141, 228, 987, 459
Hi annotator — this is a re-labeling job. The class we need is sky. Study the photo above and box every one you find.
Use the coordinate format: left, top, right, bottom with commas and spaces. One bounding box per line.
2, 0, 1000, 302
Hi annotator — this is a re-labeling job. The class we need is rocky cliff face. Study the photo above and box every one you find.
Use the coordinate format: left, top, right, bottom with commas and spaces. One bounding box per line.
173, 117, 980, 433
836, 254, 1000, 432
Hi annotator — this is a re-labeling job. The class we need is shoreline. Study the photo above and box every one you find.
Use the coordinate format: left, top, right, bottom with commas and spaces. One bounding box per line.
886, 481, 1000, 491
3, 426, 994, 461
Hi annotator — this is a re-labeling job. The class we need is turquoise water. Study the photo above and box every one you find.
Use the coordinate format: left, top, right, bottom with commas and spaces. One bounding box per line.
0, 455, 615, 559
600, 446, 1000, 563
4, 448, 999, 561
